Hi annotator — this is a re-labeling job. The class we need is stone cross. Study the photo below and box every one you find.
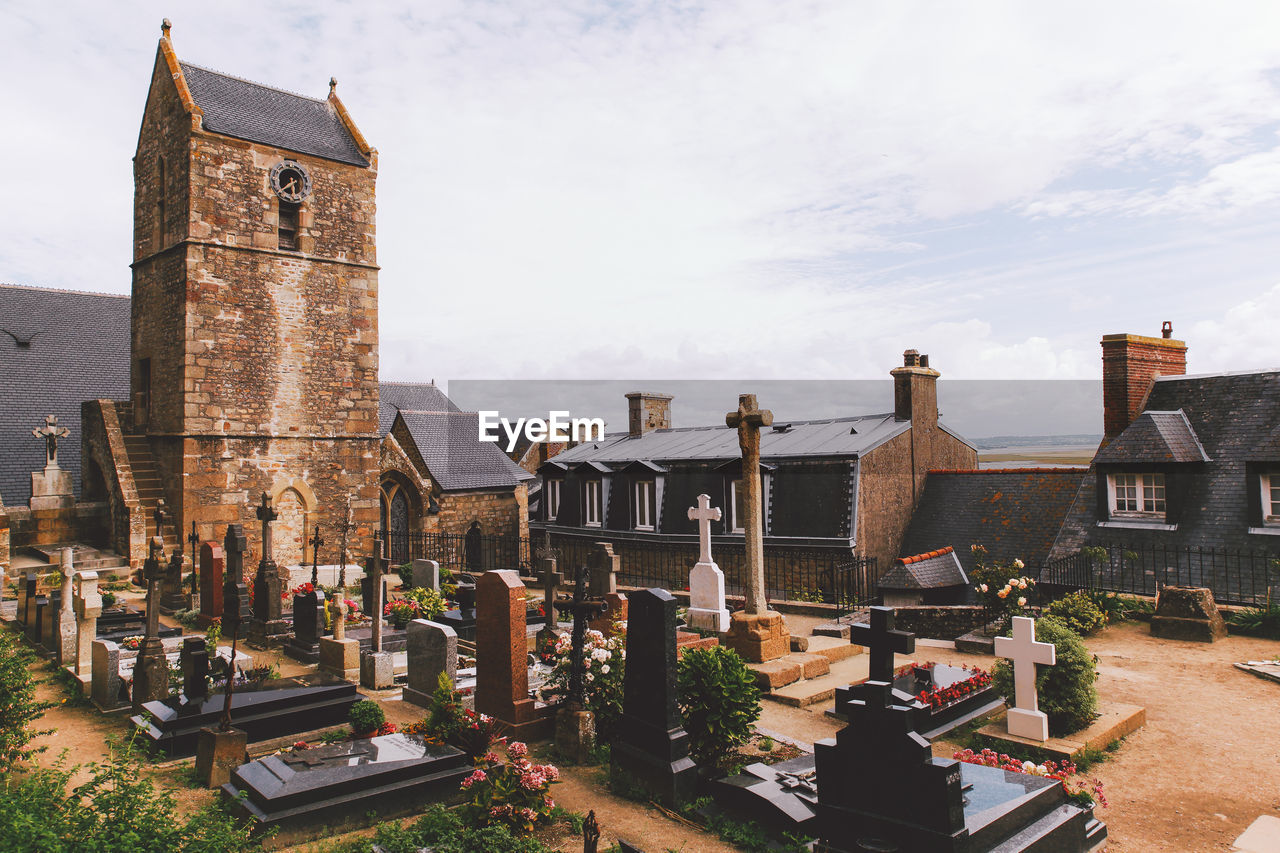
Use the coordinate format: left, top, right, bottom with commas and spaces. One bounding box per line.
72, 570, 102, 677
188, 522, 200, 593
309, 524, 324, 587
132, 536, 171, 711
223, 524, 251, 635
995, 615, 1056, 741
153, 499, 169, 545
369, 534, 385, 653
255, 493, 277, 562
224, 524, 248, 585
688, 493, 722, 565
143, 536, 164, 637
337, 498, 353, 588
32, 414, 69, 469
587, 542, 627, 635
536, 552, 564, 646
851, 606, 915, 683
556, 565, 608, 709
56, 548, 76, 664
332, 595, 347, 641
726, 394, 772, 614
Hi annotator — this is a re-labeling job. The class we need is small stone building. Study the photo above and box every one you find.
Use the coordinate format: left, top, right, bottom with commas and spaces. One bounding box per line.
878, 546, 970, 607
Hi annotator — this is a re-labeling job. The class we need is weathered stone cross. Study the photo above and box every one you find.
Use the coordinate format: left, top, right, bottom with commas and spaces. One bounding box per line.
153, 499, 169, 546
851, 605, 915, 683
995, 615, 1056, 741
688, 493, 721, 565
309, 525, 324, 586
224, 523, 247, 584
32, 414, 69, 469
187, 521, 200, 594
726, 394, 772, 614
143, 536, 165, 638
555, 565, 608, 710
255, 493, 277, 562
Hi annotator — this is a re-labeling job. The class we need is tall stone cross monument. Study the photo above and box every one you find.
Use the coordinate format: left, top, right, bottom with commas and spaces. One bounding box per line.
248, 495, 290, 647
995, 615, 1056, 741
687, 494, 729, 633
722, 394, 789, 662
30, 414, 73, 510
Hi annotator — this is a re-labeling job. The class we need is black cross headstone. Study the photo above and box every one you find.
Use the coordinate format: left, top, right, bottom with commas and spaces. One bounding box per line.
309, 525, 324, 587
187, 521, 200, 594
143, 536, 165, 637
255, 493, 278, 563
851, 605, 915, 683
555, 565, 608, 709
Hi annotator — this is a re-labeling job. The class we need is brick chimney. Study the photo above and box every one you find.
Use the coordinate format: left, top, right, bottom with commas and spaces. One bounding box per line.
1101, 322, 1187, 438
890, 349, 940, 429
625, 392, 672, 438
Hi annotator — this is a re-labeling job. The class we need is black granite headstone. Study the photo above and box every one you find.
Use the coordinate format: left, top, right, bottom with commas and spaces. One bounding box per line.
180, 636, 210, 700
611, 587, 697, 806
285, 589, 327, 663
438, 575, 477, 641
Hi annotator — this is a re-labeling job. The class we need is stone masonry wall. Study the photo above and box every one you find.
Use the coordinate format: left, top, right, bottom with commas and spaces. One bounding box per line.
434, 487, 527, 540
890, 605, 991, 641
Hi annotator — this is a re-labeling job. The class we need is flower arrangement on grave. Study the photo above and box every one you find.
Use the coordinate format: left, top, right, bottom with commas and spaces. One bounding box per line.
349, 699, 396, 737
970, 545, 1036, 632
120, 635, 143, 651
459, 741, 560, 835
384, 597, 421, 628
536, 627, 626, 739
910, 665, 993, 710
404, 673, 504, 760
401, 586, 446, 621
100, 590, 117, 609
289, 582, 316, 598
953, 747, 1107, 808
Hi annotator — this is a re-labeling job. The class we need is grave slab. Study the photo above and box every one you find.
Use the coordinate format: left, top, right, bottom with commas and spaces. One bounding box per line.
1151, 585, 1227, 642
977, 702, 1147, 763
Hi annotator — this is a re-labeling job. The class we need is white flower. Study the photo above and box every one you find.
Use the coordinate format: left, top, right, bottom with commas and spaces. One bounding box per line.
1017, 597, 1027, 607
600, 664, 609, 674
591, 647, 609, 662
979, 584, 989, 593
585, 672, 594, 682
1023, 760, 1037, 772
1013, 559, 1025, 570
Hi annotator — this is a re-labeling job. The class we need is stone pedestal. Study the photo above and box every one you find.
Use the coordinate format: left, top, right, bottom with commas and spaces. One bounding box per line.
556, 707, 597, 765
403, 619, 457, 707
723, 610, 790, 663
249, 560, 290, 648
589, 591, 628, 636
1151, 586, 1227, 642
91, 639, 125, 711
131, 636, 171, 711
318, 637, 361, 681
30, 466, 73, 510
688, 561, 729, 633
360, 650, 394, 690
196, 726, 248, 789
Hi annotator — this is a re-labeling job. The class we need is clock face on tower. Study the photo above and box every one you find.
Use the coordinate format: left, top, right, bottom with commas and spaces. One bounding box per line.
270, 160, 312, 203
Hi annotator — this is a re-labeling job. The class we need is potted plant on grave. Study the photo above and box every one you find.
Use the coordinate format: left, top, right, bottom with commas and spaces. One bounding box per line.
401, 586, 446, 621
383, 597, 421, 629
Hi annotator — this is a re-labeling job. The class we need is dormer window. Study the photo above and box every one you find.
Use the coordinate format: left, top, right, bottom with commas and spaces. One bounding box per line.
1109, 473, 1166, 517
1263, 473, 1279, 525
584, 479, 602, 527
633, 480, 655, 530
545, 479, 562, 521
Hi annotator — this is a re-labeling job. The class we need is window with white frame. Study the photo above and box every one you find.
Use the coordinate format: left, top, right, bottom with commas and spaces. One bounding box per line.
546, 480, 561, 521
633, 480, 655, 530
730, 479, 745, 533
584, 480, 602, 527
1109, 472, 1166, 517
1264, 473, 1279, 524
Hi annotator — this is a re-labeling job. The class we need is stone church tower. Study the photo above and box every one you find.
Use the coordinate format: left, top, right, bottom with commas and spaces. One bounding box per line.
128, 22, 379, 566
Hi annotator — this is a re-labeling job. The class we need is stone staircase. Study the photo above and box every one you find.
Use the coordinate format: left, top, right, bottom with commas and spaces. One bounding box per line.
750, 635, 863, 707
23, 544, 132, 583
122, 435, 178, 553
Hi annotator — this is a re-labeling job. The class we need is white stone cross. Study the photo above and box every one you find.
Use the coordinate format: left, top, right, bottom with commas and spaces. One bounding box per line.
688, 494, 722, 565
995, 615, 1057, 742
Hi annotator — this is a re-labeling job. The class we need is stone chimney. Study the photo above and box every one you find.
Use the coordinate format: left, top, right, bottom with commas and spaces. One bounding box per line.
626, 392, 672, 438
890, 349, 940, 429
1101, 322, 1187, 438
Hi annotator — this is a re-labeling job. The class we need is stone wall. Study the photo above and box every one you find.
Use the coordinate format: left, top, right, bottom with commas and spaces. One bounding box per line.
890, 605, 990, 641
81, 400, 146, 565
434, 486, 528, 540
5, 503, 110, 554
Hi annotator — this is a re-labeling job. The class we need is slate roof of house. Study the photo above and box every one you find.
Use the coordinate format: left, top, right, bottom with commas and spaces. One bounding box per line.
180, 63, 369, 166
395, 410, 534, 491
1050, 369, 1280, 558
879, 547, 968, 590
1248, 424, 1280, 462
378, 382, 458, 437
900, 468, 1087, 574
1093, 410, 1209, 464
0, 284, 131, 507
549, 413, 962, 465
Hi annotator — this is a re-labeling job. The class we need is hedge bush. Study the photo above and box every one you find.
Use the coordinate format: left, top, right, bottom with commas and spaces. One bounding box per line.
992, 616, 1098, 736
1044, 591, 1107, 636
349, 699, 386, 735
677, 646, 761, 769
0, 628, 53, 768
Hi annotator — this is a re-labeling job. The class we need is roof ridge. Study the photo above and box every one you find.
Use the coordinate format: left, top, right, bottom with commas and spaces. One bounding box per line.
899, 546, 955, 564
1155, 368, 1280, 381
380, 380, 440, 387
180, 61, 330, 106
0, 283, 129, 299
928, 467, 1089, 474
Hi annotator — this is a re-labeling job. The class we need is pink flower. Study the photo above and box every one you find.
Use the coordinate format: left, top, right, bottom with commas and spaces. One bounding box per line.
507, 741, 528, 759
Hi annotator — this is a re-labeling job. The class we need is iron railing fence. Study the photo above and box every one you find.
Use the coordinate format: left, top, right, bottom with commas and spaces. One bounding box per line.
382, 531, 532, 575
1040, 542, 1280, 607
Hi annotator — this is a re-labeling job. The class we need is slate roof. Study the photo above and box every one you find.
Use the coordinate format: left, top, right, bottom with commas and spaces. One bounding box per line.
0, 284, 131, 507
378, 382, 458, 437
550, 413, 923, 465
901, 468, 1087, 574
879, 547, 968, 590
1093, 410, 1209, 464
1050, 369, 1280, 558
180, 63, 369, 166
1248, 424, 1280, 462
395, 410, 534, 492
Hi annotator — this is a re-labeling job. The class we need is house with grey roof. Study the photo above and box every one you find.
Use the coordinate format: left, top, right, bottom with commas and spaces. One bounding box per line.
878, 546, 970, 607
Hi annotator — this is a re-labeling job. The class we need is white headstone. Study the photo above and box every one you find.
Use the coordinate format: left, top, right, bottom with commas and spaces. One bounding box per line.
995, 615, 1057, 742
687, 494, 729, 633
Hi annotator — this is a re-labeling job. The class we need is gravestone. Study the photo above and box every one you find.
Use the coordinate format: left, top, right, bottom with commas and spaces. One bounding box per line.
535, 551, 564, 649
285, 586, 327, 663
995, 615, 1056, 742
198, 541, 224, 628
687, 494, 729, 633
830, 605, 920, 726
722, 394, 790, 662
132, 537, 171, 712
72, 570, 102, 680
249, 494, 291, 647
55, 548, 77, 664
402, 620, 457, 707
439, 574, 477, 640
318, 597, 360, 681
1151, 585, 1228, 642
556, 565, 609, 763
160, 549, 187, 615
588, 542, 627, 635
612, 587, 697, 806
30, 414, 74, 510
23, 573, 42, 641
221, 733, 472, 844
91, 639, 126, 711
181, 636, 210, 700
413, 558, 440, 592
223, 525, 252, 638
360, 540, 393, 689
475, 570, 551, 740
17, 572, 35, 628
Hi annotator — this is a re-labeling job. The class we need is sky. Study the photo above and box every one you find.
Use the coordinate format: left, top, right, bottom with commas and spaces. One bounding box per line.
3, 2, 1280, 398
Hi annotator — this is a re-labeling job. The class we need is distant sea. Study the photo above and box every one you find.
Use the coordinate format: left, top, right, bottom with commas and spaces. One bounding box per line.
973, 435, 1100, 469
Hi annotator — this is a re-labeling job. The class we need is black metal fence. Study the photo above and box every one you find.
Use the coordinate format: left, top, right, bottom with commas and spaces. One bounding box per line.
1040, 542, 1280, 606
383, 531, 532, 574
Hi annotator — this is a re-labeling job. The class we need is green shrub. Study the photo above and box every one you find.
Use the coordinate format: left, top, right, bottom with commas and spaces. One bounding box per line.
1045, 591, 1107, 636
1227, 604, 1280, 639
0, 628, 53, 768
401, 586, 447, 621
677, 646, 761, 769
349, 700, 386, 735
421, 671, 467, 742
100, 590, 117, 609
991, 616, 1098, 737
